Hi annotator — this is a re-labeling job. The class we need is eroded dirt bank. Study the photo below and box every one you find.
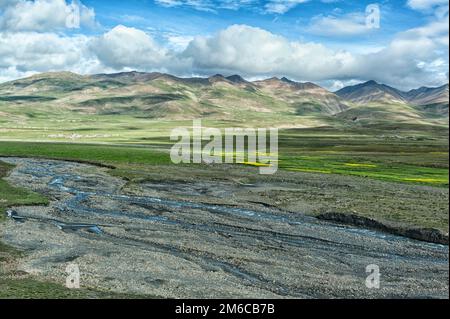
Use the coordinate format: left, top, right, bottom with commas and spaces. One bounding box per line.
0, 157, 448, 298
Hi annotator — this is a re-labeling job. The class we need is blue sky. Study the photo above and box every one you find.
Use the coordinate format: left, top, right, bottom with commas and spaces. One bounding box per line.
87, 0, 424, 43
0, 0, 448, 90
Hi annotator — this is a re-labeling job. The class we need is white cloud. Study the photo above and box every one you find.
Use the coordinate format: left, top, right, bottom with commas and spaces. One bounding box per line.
90, 25, 172, 70
0, 20, 447, 90
182, 24, 356, 80
0, 0, 96, 32
181, 22, 448, 89
307, 13, 373, 36
220, 0, 258, 10
0, 1, 448, 90
0, 0, 101, 82
154, 0, 311, 14
167, 35, 195, 50
154, 0, 257, 12
155, 0, 213, 12
0, 67, 33, 84
407, 0, 449, 10
0, 31, 101, 82
345, 12, 449, 88
264, 0, 309, 14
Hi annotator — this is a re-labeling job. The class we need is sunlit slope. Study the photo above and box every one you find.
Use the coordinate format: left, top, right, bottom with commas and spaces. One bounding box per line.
0, 72, 448, 137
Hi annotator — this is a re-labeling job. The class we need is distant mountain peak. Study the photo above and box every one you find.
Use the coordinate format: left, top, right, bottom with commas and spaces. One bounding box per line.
254, 76, 325, 92
226, 74, 247, 83
208, 74, 232, 84
405, 83, 449, 108
281, 77, 293, 83
336, 80, 449, 108
336, 80, 406, 104
363, 80, 378, 85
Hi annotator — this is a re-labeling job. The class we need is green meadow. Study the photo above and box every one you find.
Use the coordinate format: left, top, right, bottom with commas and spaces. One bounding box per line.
277, 127, 449, 187
0, 122, 448, 187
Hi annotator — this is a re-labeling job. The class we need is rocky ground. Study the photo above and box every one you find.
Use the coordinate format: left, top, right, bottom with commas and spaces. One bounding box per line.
0, 157, 448, 298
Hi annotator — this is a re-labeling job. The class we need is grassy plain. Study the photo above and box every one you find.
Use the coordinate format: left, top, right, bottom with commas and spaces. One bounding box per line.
1, 122, 448, 187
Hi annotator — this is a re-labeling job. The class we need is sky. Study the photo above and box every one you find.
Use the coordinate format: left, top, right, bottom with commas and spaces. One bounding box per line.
0, 0, 448, 90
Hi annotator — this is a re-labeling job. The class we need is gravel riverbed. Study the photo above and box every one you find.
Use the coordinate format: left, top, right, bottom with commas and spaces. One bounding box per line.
0, 157, 448, 298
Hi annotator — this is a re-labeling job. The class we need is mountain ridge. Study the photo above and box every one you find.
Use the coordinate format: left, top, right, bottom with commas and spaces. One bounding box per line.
335, 80, 449, 108
0, 71, 447, 127
2, 71, 447, 106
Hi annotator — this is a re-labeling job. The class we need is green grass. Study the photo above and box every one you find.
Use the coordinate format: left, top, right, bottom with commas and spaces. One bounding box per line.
0, 161, 48, 222
0, 123, 448, 187
276, 127, 449, 187
0, 141, 171, 166
280, 155, 448, 187
0, 116, 448, 188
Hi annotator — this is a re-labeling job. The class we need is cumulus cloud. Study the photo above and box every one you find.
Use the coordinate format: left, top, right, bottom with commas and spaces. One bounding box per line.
182, 24, 355, 79
0, 0, 96, 32
0, 21, 448, 90
337, 11, 448, 88
0, 1, 448, 90
180, 22, 448, 89
0, 0, 102, 81
90, 25, 171, 69
0, 31, 102, 82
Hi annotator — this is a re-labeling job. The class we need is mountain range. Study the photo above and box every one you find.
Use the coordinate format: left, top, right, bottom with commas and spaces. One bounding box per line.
0, 71, 448, 128
336, 80, 448, 110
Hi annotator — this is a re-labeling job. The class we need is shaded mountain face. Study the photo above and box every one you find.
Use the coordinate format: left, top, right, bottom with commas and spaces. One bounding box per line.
226, 74, 248, 84
406, 84, 449, 105
405, 84, 449, 117
335, 81, 407, 104
336, 81, 449, 106
335, 81, 449, 118
0, 71, 90, 93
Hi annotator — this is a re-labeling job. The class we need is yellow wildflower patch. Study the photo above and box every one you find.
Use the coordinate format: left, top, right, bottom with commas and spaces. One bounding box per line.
239, 162, 271, 167
344, 163, 377, 168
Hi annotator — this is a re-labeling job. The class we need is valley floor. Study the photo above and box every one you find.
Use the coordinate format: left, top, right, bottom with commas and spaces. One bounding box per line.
0, 157, 448, 298
0, 126, 448, 298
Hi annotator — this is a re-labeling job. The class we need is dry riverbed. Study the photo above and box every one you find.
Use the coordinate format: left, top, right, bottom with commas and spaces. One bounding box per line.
0, 157, 448, 298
